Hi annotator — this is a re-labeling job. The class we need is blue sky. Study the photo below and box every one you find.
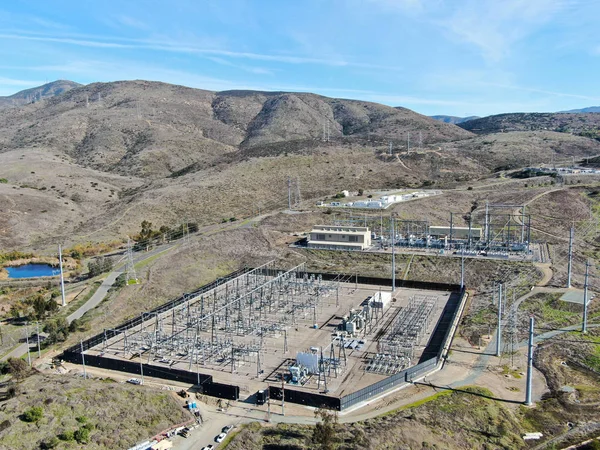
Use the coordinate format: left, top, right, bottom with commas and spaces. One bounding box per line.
0, 0, 599, 116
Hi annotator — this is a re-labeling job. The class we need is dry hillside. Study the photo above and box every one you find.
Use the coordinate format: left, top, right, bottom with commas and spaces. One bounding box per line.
1, 80, 600, 251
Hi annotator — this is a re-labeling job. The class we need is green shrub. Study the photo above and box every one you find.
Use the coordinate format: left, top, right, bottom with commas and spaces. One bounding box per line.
74, 427, 90, 444
58, 430, 74, 441
0, 178, 7, 184
21, 406, 43, 423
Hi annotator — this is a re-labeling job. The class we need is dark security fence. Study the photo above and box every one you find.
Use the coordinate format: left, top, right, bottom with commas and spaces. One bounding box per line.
61, 351, 212, 385
199, 382, 240, 400
269, 385, 341, 410
61, 266, 466, 409
60, 268, 250, 401
263, 273, 467, 411
339, 356, 438, 410
257, 268, 461, 293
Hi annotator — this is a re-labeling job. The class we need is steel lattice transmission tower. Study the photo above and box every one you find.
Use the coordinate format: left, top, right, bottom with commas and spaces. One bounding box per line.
126, 237, 138, 285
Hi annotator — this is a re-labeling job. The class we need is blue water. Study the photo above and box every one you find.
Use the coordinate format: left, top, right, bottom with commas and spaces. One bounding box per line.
5, 264, 59, 279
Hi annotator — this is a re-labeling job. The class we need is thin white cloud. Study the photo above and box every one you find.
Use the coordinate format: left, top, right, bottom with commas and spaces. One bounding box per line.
480, 81, 600, 103
114, 15, 149, 31
0, 76, 46, 87
366, 0, 424, 13
206, 57, 274, 75
438, 0, 573, 61
0, 31, 403, 71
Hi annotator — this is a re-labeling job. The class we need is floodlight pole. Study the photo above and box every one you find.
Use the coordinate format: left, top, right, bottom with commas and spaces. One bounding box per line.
59, 244, 66, 307
496, 283, 502, 357
460, 248, 465, 289
80, 340, 87, 379
25, 323, 31, 366
391, 217, 396, 292
36, 322, 41, 359
567, 226, 574, 288
525, 316, 534, 406
582, 259, 590, 334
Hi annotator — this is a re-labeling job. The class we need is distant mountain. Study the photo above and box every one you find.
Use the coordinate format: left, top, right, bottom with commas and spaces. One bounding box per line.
0, 80, 473, 177
559, 106, 600, 113
0, 80, 82, 108
430, 115, 479, 125
3, 79, 600, 250
458, 112, 600, 140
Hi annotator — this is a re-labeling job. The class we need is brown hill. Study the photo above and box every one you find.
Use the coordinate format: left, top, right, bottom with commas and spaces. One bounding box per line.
0, 80, 81, 109
458, 112, 600, 140
0, 80, 473, 178
1, 80, 600, 251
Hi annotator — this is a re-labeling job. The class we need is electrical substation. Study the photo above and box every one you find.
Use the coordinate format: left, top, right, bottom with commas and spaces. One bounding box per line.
67, 261, 465, 410
321, 202, 534, 258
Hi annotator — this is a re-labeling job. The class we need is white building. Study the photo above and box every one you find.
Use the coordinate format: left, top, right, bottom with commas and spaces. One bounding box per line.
307, 225, 372, 251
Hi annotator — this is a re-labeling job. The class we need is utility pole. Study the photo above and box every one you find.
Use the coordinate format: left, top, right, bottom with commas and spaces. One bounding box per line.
419, 131, 423, 150
460, 247, 465, 289
281, 379, 285, 416
36, 322, 41, 358
391, 216, 396, 292
389, 141, 393, 156
407, 131, 410, 154
267, 384, 271, 422
496, 283, 502, 357
59, 244, 66, 307
485, 202, 490, 244
525, 316, 534, 406
287, 178, 292, 210
80, 340, 87, 379
567, 225, 574, 288
25, 323, 31, 366
140, 358, 145, 385
126, 237, 137, 285
296, 177, 301, 208
583, 259, 590, 333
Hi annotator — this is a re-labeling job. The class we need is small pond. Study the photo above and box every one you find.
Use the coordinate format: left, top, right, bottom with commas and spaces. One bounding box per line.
5, 264, 58, 279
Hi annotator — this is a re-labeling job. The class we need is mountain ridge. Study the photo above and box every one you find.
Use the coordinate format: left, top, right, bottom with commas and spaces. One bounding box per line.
0, 80, 82, 109
0, 79, 474, 178
430, 115, 480, 125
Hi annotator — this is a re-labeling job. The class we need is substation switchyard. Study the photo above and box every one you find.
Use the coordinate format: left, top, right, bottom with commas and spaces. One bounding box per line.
75, 261, 464, 409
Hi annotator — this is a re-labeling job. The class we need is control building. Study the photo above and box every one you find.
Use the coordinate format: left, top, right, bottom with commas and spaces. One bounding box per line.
307, 225, 371, 251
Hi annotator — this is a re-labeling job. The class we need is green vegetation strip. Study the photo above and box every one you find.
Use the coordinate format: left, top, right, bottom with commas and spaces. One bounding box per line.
381, 390, 453, 416
57, 281, 102, 319
221, 429, 242, 449
133, 246, 176, 271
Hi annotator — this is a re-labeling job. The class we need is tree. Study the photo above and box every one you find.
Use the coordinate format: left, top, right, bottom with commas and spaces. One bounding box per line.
43, 317, 70, 344
138, 220, 154, 240
7, 357, 29, 381
310, 407, 338, 450
88, 256, 113, 277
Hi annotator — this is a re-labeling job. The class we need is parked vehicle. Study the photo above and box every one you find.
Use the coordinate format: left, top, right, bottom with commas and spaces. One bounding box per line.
222, 425, 234, 434
215, 433, 227, 443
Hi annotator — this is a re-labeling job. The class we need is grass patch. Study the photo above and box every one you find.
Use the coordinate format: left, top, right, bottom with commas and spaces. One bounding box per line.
381, 390, 453, 416
133, 247, 176, 271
